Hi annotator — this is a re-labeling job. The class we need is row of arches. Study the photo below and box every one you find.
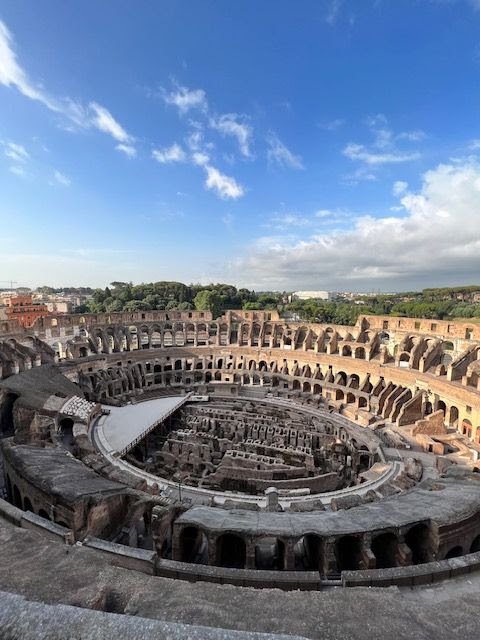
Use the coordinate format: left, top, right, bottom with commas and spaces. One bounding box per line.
177, 522, 478, 573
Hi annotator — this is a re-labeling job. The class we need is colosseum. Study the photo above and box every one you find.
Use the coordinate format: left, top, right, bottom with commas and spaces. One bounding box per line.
2, 308, 480, 638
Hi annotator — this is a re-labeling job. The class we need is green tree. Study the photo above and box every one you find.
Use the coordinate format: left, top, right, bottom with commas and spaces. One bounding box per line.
194, 289, 222, 318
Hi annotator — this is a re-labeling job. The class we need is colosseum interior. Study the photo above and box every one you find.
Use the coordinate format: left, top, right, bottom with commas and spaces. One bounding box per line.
2, 308, 480, 638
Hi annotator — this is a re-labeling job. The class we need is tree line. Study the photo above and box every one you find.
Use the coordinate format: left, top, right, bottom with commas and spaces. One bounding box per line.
65, 281, 480, 326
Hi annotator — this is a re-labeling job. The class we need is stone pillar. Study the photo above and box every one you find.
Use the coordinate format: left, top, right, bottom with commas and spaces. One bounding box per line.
265, 487, 279, 512
208, 535, 217, 566
245, 538, 256, 569
323, 539, 338, 575
284, 539, 296, 570
360, 534, 376, 570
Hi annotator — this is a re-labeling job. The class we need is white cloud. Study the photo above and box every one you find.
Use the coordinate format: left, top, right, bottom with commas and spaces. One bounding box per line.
116, 144, 137, 158
2, 141, 29, 162
9, 165, 26, 177
318, 118, 346, 131
52, 170, 71, 186
0, 20, 60, 111
192, 151, 210, 166
468, 139, 480, 150
204, 165, 244, 199
343, 115, 422, 172
393, 180, 409, 196
89, 102, 135, 150
162, 82, 207, 114
326, 0, 343, 25
0, 21, 136, 154
152, 143, 187, 164
343, 143, 420, 165
210, 113, 253, 158
266, 132, 304, 170
235, 160, 480, 289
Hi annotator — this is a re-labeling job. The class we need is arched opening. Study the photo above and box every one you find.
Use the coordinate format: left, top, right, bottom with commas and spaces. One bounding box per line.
424, 401, 433, 416
79, 346, 88, 358
303, 381, 311, 393
295, 534, 323, 571
437, 400, 446, 416
462, 419, 472, 438
292, 380, 301, 390
23, 497, 33, 512
405, 524, 432, 564
444, 545, 463, 559
255, 537, 285, 570
358, 397, 367, 409
335, 536, 362, 571
12, 485, 21, 509
342, 345, 352, 357
449, 406, 459, 428
151, 330, 162, 348
179, 527, 208, 564
59, 417, 75, 451
0, 392, 18, 437
217, 533, 246, 568
371, 532, 399, 568
38, 509, 50, 520
470, 535, 480, 553
355, 347, 365, 359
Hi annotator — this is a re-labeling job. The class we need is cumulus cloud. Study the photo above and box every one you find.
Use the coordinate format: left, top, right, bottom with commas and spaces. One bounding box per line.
210, 113, 253, 158
266, 132, 304, 170
161, 82, 207, 114
204, 165, 244, 199
0, 20, 136, 155
152, 143, 187, 164
235, 160, 480, 290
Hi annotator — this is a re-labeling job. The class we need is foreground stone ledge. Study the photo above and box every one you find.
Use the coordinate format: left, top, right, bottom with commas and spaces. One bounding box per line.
21, 510, 74, 545
82, 536, 156, 574
155, 558, 321, 590
0, 590, 307, 640
342, 551, 480, 587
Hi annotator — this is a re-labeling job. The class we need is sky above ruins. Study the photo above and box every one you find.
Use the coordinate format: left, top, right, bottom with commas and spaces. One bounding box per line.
1, 0, 480, 291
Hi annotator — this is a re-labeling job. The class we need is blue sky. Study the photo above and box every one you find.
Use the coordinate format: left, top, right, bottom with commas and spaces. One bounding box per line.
1, 0, 480, 291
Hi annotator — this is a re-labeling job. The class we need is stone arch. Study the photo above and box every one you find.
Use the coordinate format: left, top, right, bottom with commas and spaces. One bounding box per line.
12, 485, 21, 509
255, 537, 285, 570
217, 533, 246, 568
405, 523, 432, 564
335, 535, 362, 571
449, 406, 459, 428
59, 417, 75, 451
470, 535, 480, 552
444, 545, 463, 559
23, 496, 33, 512
38, 509, 50, 520
295, 534, 323, 571
462, 418, 472, 438
355, 346, 366, 359
179, 526, 208, 564
371, 532, 399, 568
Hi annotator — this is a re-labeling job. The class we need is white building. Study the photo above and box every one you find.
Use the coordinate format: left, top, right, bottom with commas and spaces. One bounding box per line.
292, 290, 335, 301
